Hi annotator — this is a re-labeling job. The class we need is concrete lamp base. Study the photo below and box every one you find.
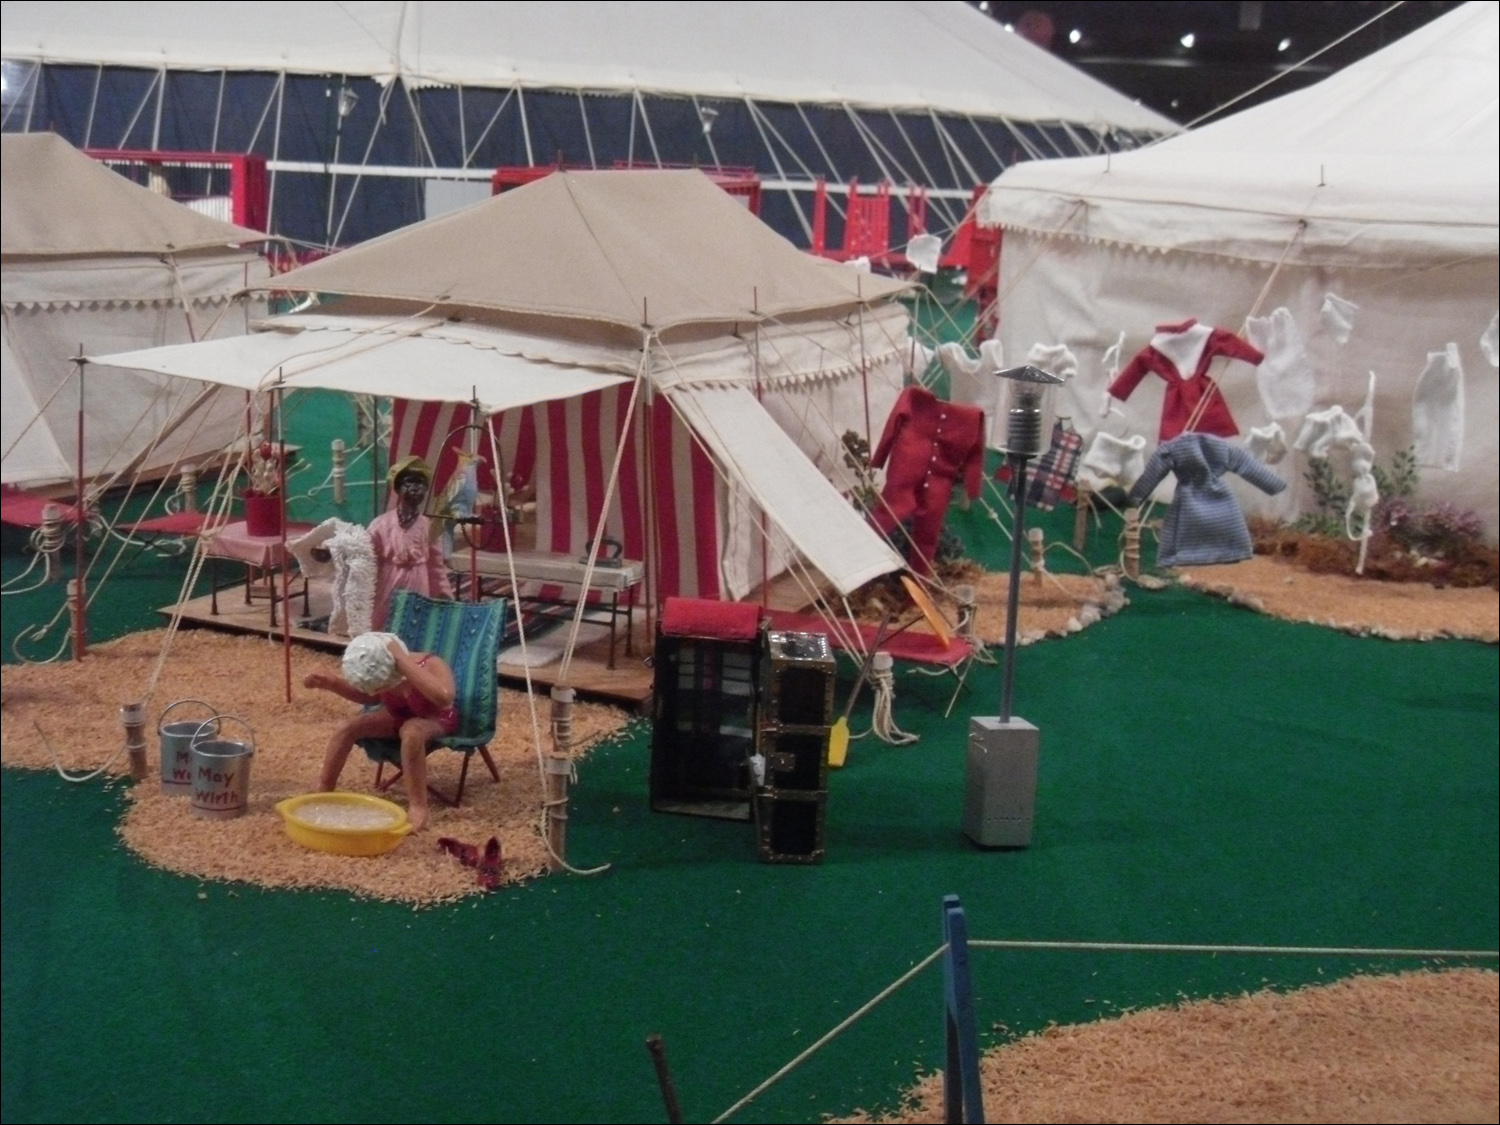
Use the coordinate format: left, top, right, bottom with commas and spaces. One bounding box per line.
963, 716, 1039, 848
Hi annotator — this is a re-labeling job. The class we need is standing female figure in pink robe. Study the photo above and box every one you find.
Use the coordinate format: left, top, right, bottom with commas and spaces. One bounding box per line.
368, 455, 453, 630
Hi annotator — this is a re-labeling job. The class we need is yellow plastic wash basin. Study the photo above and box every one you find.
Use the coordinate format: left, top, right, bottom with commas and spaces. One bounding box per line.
276, 792, 413, 856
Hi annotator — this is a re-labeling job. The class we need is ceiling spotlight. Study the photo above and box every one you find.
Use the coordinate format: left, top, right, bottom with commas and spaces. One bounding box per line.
1068, 28, 1082, 44
1278, 37, 1292, 52
1180, 32, 1196, 49
1002, 22, 1014, 32
978, 0, 990, 11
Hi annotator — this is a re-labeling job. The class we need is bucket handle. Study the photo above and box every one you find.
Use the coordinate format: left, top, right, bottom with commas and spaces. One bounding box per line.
159, 698, 219, 736
191, 714, 255, 753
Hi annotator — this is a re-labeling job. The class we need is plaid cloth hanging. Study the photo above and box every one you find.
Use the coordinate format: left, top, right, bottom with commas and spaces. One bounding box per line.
1026, 421, 1083, 511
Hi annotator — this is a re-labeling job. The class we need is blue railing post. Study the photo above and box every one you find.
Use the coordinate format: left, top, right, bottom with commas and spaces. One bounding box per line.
942, 894, 985, 1124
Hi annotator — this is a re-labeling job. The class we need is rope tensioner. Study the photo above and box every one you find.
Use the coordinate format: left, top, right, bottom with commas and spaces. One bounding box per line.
36, 503, 68, 582
1028, 526, 1046, 586
546, 685, 576, 870
177, 464, 199, 513
331, 439, 347, 505
121, 701, 149, 781
868, 652, 918, 746
1123, 506, 1142, 580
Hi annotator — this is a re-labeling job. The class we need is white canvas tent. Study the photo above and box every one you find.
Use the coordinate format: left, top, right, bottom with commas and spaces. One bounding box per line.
1, 1, 1174, 249
1, 132, 269, 491
93, 169, 912, 602
979, 2, 1499, 537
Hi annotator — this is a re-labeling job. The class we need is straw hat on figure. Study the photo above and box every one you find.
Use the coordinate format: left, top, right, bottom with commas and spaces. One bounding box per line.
369, 456, 453, 630
305, 633, 457, 831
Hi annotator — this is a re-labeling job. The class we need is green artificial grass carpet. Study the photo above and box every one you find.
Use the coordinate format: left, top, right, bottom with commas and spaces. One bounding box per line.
4, 585, 1496, 1123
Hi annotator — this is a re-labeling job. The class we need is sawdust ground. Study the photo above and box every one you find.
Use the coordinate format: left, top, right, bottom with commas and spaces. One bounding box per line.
855, 570, 1126, 647
1179, 556, 1499, 643
835, 968, 1498, 1124
0, 627, 634, 904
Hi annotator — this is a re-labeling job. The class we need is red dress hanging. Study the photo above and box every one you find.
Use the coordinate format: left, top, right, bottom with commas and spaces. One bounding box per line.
1108, 318, 1263, 441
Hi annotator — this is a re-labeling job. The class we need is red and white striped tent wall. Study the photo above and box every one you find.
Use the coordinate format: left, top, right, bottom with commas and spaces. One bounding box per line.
389, 323, 911, 604
391, 387, 722, 599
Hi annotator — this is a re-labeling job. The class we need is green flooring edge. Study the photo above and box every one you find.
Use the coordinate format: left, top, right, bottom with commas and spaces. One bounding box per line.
4, 387, 1496, 1122
4, 583, 1496, 1123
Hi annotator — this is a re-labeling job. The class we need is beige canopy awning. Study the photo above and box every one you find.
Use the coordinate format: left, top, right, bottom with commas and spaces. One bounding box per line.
263, 170, 911, 332
87, 315, 634, 414
1, 133, 266, 257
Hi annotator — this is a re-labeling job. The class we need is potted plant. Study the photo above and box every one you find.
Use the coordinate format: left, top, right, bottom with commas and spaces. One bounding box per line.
242, 440, 284, 537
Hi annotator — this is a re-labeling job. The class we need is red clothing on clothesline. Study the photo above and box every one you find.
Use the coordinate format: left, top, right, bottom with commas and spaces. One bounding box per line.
1108, 318, 1263, 441
870, 385, 985, 576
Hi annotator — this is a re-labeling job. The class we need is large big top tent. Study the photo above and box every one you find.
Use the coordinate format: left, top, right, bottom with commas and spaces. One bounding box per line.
0, 1, 1175, 248
94, 169, 915, 603
980, 0, 1499, 537
2, 131, 268, 491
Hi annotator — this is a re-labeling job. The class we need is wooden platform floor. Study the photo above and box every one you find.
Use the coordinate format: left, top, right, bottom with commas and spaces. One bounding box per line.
161, 563, 839, 714
161, 582, 655, 711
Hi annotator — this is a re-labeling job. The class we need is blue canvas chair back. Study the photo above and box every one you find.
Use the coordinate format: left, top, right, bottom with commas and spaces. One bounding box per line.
360, 591, 507, 762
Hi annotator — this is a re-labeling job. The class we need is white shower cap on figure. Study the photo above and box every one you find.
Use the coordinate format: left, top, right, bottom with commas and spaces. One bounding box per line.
342, 633, 406, 694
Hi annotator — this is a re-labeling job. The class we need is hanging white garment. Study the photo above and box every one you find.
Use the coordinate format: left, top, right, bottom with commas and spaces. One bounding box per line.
288, 518, 376, 637
1078, 430, 1148, 490
1411, 343, 1465, 471
1319, 293, 1359, 345
1246, 307, 1315, 419
1244, 422, 1288, 464
1025, 342, 1078, 381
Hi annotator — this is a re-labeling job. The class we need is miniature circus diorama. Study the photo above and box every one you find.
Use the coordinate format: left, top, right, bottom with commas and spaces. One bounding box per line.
5, 147, 1495, 904
6, 168, 1052, 892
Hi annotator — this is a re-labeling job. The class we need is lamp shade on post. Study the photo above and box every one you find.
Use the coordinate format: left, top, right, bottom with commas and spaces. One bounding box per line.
995, 364, 1064, 458
964, 364, 1064, 848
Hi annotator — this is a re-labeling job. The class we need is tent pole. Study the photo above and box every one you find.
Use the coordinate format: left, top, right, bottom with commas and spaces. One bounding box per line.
641, 328, 661, 627
576, 90, 597, 168
518, 87, 535, 166
635, 91, 662, 166
372, 397, 383, 521
744, 98, 814, 244
211, 70, 226, 153
754, 293, 768, 605
468, 393, 481, 602
276, 375, 292, 704
83, 64, 101, 148
150, 65, 166, 150
857, 277, 872, 446
72, 353, 88, 661
267, 73, 286, 234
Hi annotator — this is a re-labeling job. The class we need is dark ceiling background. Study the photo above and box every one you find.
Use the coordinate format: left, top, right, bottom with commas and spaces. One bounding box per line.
967, 0, 1467, 124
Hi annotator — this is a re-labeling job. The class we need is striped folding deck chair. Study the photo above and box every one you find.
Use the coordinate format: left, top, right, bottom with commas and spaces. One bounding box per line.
360, 590, 507, 807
